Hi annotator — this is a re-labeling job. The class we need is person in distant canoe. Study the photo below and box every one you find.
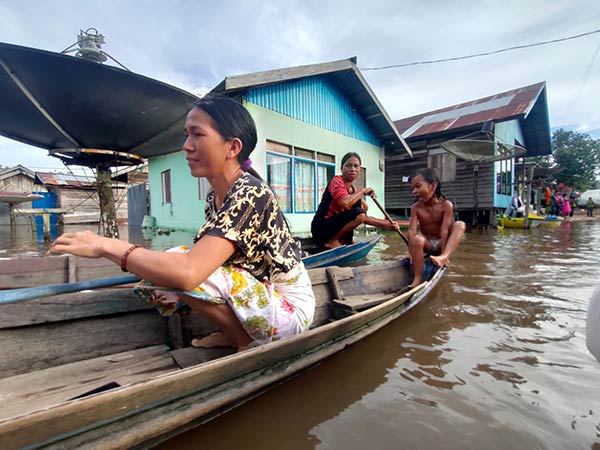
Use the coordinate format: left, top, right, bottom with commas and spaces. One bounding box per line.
504, 190, 522, 217
560, 194, 572, 217
51, 95, 316, 352
310, 152, 399, 249
587, 197, 594, 217
408, 168, 466, 287
545, 186, 552, 207
569, 191, 578, 217
551, 191, 563, 216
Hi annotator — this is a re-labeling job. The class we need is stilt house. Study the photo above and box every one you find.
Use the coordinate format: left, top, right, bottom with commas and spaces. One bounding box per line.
386, 82, 552, 224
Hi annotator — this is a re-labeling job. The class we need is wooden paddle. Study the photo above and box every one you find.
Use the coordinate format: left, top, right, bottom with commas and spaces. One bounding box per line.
370, 196, 409, 246
0, 274, 141, 304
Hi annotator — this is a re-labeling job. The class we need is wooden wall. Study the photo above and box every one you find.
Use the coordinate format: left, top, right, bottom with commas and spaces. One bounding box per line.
54, 186, 129, 224
385, 137, 495, 214
0, 173, 41, 194
0, 174, 43, 225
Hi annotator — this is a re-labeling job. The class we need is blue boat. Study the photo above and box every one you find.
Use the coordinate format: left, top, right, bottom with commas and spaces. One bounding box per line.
300, 234, 383, 269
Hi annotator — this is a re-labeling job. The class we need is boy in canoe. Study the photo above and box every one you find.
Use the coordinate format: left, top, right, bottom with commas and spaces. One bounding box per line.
408, 168, 466, 287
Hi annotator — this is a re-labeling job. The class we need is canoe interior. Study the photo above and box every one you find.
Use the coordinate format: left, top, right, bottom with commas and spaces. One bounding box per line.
0, 258, 441, 449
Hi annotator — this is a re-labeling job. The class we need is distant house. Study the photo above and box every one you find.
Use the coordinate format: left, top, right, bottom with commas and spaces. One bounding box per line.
34, 171, 129, 224
146, 57, 411, 233
0, 165, 37, 225
386, 82, 551, 224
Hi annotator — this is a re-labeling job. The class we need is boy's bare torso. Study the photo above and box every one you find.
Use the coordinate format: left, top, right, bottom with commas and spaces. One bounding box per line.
414, 200, 449, 239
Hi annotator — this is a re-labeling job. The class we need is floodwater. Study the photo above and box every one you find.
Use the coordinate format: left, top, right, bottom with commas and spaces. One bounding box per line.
159, 221, 600, 450
2, 220, 600, 449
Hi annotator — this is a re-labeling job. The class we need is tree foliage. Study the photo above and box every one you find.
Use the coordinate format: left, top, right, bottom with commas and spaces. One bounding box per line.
535, 129, 600, 191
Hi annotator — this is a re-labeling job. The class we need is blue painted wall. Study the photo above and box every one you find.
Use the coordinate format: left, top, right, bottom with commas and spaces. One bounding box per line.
494, 119, 525, 208
32, 192, 57, 225
244, 76, 382, 147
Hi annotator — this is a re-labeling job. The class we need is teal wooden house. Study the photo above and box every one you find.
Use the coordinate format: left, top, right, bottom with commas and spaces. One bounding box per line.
146, 58, 411, 233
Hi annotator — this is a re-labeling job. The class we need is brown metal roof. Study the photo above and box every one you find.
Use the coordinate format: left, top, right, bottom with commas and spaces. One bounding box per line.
394, 82, 551, 156
35, 172, 95, 188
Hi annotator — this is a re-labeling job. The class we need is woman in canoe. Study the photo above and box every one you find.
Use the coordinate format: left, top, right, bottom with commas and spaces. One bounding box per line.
52, 95, 316, 351
311, 152, 399, 249
408, 168, 466, 287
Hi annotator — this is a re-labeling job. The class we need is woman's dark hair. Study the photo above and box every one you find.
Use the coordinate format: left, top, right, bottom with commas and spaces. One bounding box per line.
192, 95, 260, 178
341, 152, 361, 169
415, 168, 444, 199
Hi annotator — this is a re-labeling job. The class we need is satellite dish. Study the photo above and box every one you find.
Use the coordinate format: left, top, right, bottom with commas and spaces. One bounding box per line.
0, 34, 197, 239
441, 125, 526, 165
441, 139, 526, 164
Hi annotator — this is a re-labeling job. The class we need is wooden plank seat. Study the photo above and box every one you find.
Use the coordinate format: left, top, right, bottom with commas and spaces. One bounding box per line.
332, 293, 399, 312
331, 281, 429, 317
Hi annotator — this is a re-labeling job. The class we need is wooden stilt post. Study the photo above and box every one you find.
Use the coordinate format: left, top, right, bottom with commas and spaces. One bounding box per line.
8, 202, 16, 240
96, 164, 119, 239
472, 164, 479, 227
42, 213, 51, 242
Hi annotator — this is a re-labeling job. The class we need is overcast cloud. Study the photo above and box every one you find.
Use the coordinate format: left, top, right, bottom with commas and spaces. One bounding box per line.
1, 0, 599, 171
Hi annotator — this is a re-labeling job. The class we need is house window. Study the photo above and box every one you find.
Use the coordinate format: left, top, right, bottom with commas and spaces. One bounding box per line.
427, 148, 456, 182
161, 170, 171, 203
496, 159, 513, 195
198, 177, 210, 200
267, 153, 292, 212
266, 140, 335, 213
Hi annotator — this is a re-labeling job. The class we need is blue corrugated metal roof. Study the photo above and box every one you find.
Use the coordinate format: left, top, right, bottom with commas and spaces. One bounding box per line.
210, 57, 411, 156
244, 76, 381, 146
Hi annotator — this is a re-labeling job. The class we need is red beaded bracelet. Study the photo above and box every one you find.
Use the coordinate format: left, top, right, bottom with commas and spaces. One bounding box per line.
120, 245, 141, 272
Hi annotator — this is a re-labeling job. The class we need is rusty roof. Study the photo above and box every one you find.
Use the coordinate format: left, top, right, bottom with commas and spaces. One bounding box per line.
35, 172, 95, 188
394, 82, 551, 156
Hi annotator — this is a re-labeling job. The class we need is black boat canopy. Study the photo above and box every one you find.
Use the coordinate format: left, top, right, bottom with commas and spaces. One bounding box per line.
0, 42, 198, 158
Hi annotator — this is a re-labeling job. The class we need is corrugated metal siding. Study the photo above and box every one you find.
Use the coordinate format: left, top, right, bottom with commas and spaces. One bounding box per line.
244, 77, 381, 146
127, 183, 148, 228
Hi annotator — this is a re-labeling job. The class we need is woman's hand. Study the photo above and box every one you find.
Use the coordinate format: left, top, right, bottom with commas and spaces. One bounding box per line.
51, 231, 108, 258
385, 220, 400, 230
362, 187, 376, 198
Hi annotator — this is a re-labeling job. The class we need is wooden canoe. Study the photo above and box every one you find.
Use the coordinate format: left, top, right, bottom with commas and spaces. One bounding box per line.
496, 214, 543, 229
0, 258, 444, 450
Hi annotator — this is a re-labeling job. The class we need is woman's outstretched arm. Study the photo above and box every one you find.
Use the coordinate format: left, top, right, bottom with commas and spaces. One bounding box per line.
52, 231, 235, 291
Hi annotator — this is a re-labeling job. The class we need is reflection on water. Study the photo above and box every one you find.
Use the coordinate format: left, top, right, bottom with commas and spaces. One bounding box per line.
158, 222, 600, 450
3, 222, 600, 449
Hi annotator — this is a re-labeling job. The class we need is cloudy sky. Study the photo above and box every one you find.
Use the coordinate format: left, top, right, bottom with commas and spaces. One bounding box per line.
1, 0, 599, 172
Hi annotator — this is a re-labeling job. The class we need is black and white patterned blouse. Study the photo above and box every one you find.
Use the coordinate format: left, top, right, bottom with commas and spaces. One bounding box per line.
194, 172, 302, 281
